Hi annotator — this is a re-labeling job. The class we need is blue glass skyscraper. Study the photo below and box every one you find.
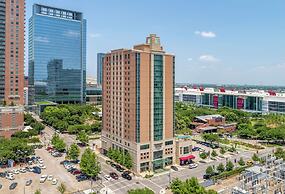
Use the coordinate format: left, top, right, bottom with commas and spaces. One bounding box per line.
97, 53, 105, 86
28, 4, 86, 104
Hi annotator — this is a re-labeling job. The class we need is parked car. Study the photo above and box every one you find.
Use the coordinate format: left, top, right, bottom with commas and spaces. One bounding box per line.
71, 170, 81, 175
12, 169, 19, 174
47, 175, 53, 181
6, 173, 14, 180
203, 172, 218, 180
19, 168, 26, 173
122, 172, 132, 180
67, 167, 77, 173
40, 175, 47, 183
33, 166, 41, 174
0, 172, 5, 178
171, 166, 179, 171
9, 182, 17, 190
189, 163, 198, 169
52, 178, 58, 185
0, 183, 2, 189
76, 174, 89, 182
38, 164, 46, 169
110, 172, 119, 180
106, 160, 113, 165
60, 160, 69, 165
104, 175, 112, 181
247, 160, 253, 166
192, 147, 200, 151
116, 165, 124, 172
111, 163, 117, 168
26, 179, 32, 186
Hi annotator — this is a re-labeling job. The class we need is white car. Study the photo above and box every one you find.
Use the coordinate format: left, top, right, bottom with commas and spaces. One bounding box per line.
52, 178, 58, 185
12, 169, 19, 174
47, 175, 53, 181
28, 167, 34, 172
39, 164, 46, 169
20, 168, 26, 173
38, 159, 44, 164
104, 175, 112, 181
6, 174, 15, 180
40, 175, 47, 183
189, 163, 198, 169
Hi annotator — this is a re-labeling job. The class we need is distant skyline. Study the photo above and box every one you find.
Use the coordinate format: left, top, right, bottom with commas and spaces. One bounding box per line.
26, 0, 285, 86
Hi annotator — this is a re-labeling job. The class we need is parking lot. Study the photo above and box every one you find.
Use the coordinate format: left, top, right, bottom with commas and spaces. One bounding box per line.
0, 148, 93, 194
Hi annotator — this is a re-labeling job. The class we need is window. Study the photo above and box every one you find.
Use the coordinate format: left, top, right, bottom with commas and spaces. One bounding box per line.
140, 144, 149, 150
165, 140, 173, 146
183, 146, 190, 155
153, 150, 163, 160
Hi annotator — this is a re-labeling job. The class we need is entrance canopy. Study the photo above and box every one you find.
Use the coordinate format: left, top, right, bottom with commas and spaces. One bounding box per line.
179, 154, 195, 161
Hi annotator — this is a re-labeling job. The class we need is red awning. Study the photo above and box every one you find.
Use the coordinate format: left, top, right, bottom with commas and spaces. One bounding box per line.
179, 155, 195, 161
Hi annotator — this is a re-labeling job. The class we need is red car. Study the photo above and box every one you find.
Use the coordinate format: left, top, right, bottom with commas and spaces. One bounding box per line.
110, 172, 119, 180
71, 170, 81, 175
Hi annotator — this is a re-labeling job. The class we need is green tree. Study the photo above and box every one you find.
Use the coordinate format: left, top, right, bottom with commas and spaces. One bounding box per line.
252, 153, 260, 162
220, 147, 226, 155
80, 148, 101, 178
237, 123, 256, 139
107, 148, 133, 169
128, 188, 154, 194
199, 152, 208, 159
238, 157, 245, 166
67, 143, 80, 161
205, 166, 214, 175
51, 134, 66, 152
202, 134, 220, 144
217, 163, 225, 173
170, 177, 218, 194
34, 189, 41, 194
76, 130, 89, 145
226, 161, 234, 171
57, 183, 66, 194
211, 150, 218, 157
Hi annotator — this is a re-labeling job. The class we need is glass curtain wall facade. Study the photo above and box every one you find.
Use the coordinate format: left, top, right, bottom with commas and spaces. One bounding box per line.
153, 55, 163, 141
97, 53, 105, 86
28, 4, 86, 104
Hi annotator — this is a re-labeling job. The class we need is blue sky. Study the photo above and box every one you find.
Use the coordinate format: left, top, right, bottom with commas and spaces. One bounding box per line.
26, 0, 285, 86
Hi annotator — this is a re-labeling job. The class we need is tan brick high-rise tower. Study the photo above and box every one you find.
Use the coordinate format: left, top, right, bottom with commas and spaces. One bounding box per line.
102, 34, 175, 173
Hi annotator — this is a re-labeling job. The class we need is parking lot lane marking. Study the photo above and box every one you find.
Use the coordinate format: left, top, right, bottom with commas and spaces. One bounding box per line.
113, 182, 136, 192
107, 179, 129, 187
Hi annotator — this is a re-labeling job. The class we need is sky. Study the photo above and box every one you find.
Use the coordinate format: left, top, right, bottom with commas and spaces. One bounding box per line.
26, 0, 285, 86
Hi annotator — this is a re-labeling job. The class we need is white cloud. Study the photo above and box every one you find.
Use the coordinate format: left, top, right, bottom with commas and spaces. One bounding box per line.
199, 55, 219, 62
34, 36, 49, 43
90, 33, 102, 38
195, 31, 216, 38
187, 58, 193, 61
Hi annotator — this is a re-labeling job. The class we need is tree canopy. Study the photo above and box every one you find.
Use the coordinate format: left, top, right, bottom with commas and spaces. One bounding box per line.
80, 148, 101, 178
170, 177, 217, 194
67, 143, 80, 161
127, 188, 154, 194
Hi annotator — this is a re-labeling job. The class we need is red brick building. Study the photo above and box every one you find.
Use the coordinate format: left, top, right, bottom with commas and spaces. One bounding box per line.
0, 0, 25, 137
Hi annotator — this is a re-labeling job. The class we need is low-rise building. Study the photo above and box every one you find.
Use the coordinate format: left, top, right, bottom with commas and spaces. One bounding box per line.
0, 106, 24, 138
175, 136, 194, 165
176, 87, 285, 114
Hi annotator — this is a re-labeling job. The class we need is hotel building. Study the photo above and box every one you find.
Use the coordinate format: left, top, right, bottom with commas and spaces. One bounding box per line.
102, 34, 175, 173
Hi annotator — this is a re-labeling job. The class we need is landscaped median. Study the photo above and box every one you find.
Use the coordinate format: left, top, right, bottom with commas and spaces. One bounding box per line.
211, 166, 248, 180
